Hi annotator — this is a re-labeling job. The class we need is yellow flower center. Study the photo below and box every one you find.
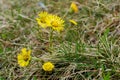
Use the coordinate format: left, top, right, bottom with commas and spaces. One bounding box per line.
23, 55, 29, 61
51, 21, 58, 27
40, 18, 46, 23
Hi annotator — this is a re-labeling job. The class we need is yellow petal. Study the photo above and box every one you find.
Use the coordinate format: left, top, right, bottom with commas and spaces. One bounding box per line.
28, 50, 31, 55
21, 48, 27, 54
18, 60, 29, 67
69, 20, 77, 25
17, 53, 23, 60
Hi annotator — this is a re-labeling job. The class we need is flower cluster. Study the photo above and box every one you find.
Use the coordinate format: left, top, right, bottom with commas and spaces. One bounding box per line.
17, 2, 78, 72
17, 48, 54, 71
36, 12, 65, 32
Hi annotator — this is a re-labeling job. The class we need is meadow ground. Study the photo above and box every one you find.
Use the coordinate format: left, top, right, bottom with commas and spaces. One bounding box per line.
0, 0, 120, 80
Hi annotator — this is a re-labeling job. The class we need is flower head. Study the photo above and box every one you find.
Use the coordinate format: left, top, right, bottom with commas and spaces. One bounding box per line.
36, 12, 65, 32
70, 2, 78, 13
17, 48, 31, 67
42, 62, 54, 71
69, 19, 77, 25
47, 14, 65, 32
36, 11, 50, 28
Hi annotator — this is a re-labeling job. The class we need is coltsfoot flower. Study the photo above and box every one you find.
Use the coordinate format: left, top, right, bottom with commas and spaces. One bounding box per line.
70, 2, 78, 13
17, 48, 31, 67
42, 62, 54, 71
47, 14, 65, 32
36, 11, 50, 28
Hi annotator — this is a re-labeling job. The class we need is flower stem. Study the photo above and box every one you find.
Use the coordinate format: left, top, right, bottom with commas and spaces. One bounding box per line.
49, 29, 54, 49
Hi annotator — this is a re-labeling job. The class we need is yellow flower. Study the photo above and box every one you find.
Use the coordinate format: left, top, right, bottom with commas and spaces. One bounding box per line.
70, 2, 78, 13
36, 12, 65, 32
17, 48, 31, 67
46, 14, 65, 32
69, 20, 77, 25
42, 62, 54, 71
36, 11, 50, 28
